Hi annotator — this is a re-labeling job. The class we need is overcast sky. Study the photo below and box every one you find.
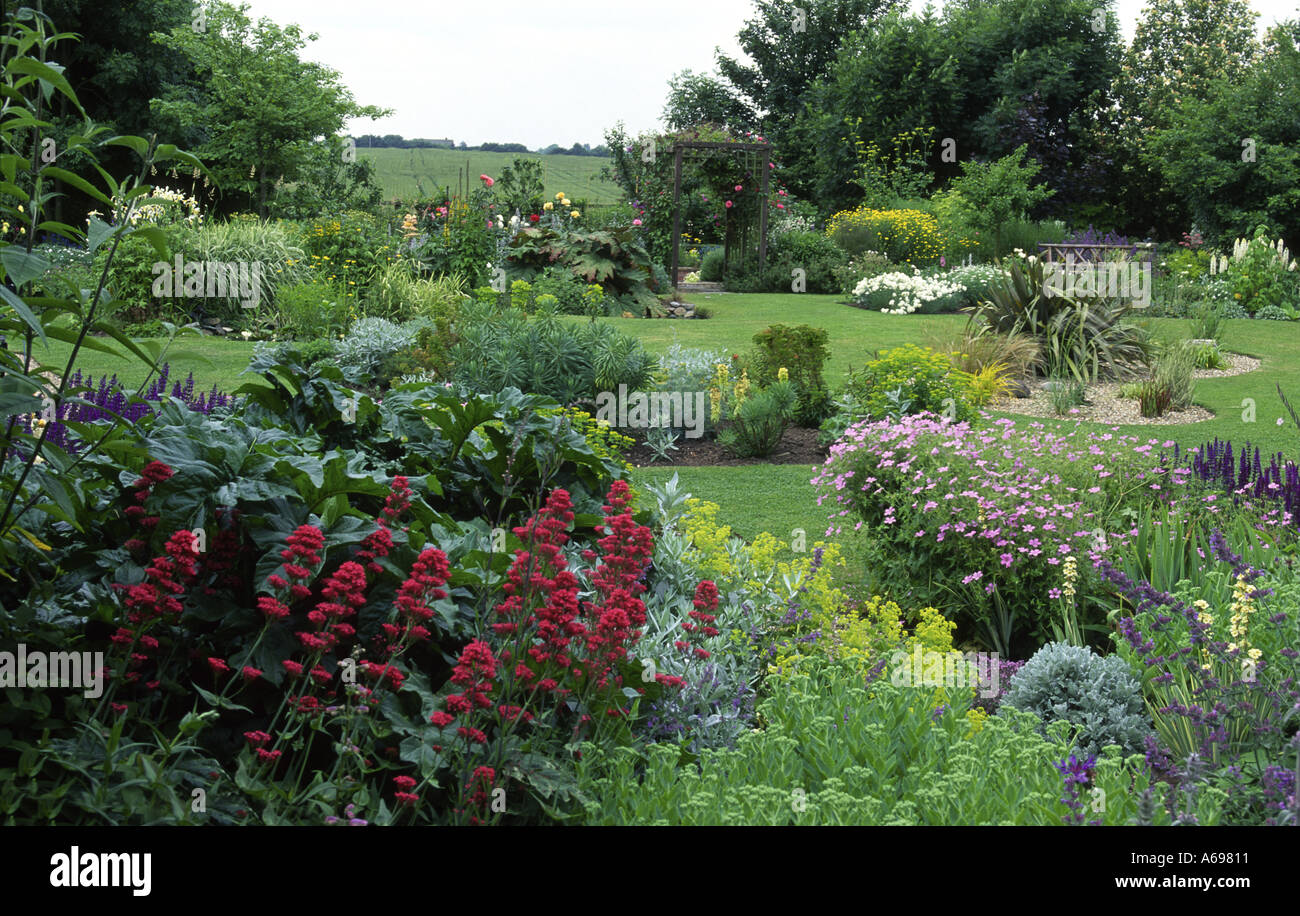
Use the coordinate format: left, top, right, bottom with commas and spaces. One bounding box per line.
237, 0, 1300, 149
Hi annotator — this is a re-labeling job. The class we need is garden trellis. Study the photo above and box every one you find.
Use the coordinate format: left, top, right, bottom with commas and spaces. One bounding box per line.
668, 139, 772, 285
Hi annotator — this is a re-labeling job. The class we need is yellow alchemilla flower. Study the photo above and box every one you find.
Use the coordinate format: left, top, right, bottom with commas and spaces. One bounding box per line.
777, 367, 789, 382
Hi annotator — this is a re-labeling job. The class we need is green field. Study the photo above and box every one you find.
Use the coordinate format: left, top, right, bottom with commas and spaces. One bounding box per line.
360, 147, 622, 206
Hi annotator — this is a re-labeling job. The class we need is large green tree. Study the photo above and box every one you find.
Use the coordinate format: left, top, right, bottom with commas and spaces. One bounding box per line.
661, 69, 754, 132
715, 0, 903, 202
715, 0, 902, 123
149, 1, 389, 216
794, 0, 1121, 214
1108, 0, 1261, 235
793, 8, 959, 210
1146, 21, 1300, 247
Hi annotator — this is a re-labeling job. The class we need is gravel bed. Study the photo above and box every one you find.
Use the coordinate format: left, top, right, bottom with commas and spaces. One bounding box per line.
988, 352, 1261, 426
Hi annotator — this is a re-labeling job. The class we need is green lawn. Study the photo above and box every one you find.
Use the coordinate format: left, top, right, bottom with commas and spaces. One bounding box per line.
30, 293, 1300, 542
626, 295, 1300, 539
629, 463, 828, 543
32, 335, 260, 391
360, 147, 620, 205
606, 292, 969, 382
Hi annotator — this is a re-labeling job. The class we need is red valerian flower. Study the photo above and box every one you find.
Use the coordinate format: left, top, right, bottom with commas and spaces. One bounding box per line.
207, 657, 230, 675
257, 596, 290, 619
241, 666, 262, 682
430, 711, 454, 728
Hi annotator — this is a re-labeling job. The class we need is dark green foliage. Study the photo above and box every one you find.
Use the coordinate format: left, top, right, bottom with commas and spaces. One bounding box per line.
718, 380, 798, 458
507, 226, 657, 313
748, 324, 833, 426
449, 302, 657, 404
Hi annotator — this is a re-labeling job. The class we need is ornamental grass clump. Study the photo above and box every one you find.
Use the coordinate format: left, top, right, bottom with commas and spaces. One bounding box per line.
717, 380, 797, 458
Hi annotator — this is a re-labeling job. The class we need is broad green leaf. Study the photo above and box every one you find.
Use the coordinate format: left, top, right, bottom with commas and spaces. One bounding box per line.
0, 285, 45, 343
41, 167, 113, 207
85, 215, 116, 254
0, 245, 50, 287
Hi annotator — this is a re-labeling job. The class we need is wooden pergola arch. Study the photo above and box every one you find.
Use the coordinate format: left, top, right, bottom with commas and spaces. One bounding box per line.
668, 139, 772, 285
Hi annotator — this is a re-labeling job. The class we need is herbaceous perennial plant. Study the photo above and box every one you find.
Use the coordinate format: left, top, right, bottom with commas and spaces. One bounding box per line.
424, 479, 699, 824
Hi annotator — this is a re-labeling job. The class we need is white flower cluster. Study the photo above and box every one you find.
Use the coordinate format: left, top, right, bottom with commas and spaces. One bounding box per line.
946, 263, 1004, 288
853, 269, 965, 315
95, 186, 203, 228
1209, 236, 1297, 274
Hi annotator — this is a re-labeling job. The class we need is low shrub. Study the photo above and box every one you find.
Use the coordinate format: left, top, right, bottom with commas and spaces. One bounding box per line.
832, 250, 893, 296
273, 278, 354, 340
333, 317, 418, 387
1000, 642, 1152, 758
825, 207, 945, 266
841, 344, 975, 423
699, 249, 726, 282
718, 380, 797, 458
449, 301, 657, 404
748, 324, 833, 426
575, 659, 1182, 825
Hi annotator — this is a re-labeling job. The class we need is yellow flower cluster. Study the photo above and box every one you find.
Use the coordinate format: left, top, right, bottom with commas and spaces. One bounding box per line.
679, 499, 842, 603
777, 367, 789, 383
1061, 555, 1078, 600
732, 368, 751, 406
1194, 599, 1215, 671
824, 207, 946, 265
1227, 576, 1262, 662
708, 363, 730, 423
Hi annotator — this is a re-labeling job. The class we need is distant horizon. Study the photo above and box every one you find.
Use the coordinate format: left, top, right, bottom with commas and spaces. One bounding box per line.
241, 0, 1299, 149
349, 135, 611, 154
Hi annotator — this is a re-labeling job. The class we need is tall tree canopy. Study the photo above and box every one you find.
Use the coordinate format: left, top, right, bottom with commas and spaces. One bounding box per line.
150, 1, 389, 216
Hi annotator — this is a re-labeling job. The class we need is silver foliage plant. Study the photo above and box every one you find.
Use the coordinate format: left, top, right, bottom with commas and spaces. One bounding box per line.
634, 474, 764, 751
999, 641, 1153, 758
